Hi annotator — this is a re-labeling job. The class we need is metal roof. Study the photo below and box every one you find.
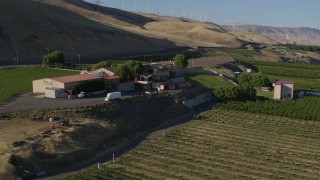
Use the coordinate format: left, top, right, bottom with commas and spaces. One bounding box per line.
274, 80, 295, 85
49, 74, 101, 84
104, 76, 121, 80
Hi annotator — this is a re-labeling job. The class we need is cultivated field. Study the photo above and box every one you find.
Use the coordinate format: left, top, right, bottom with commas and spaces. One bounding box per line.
186, 74, 232, 94
67, 109, 320, 179
237, 57, 320, 91
0, 67, 78, 104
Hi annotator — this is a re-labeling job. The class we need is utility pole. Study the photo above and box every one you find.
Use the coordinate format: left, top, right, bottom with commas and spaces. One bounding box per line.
46, 48, 50, 55
95, 0, 101, 14
71, 47, 75, 65
15, 49, 19, 66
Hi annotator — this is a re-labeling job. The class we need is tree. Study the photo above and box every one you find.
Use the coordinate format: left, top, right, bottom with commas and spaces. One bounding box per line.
237, 73, 254, 86
115, 64, 130, 81
43, 50, 65, 66
253, 73, 271, 87
115, 61, 143, 81
173, 54, 188, 68
216, 85, 256, 102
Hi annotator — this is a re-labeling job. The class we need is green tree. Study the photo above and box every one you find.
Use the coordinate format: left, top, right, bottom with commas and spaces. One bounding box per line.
115, 64, 130, 81
43, 50, 65, 66
115, 61, 143, 81
237, 73, 254, 86
173, 54, 188, 68
253, 73, 271, 87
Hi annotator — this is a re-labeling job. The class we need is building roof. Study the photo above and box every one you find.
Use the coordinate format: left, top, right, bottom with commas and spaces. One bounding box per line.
104, 76, 121, 80
95, 67, 116, 73
49, 74, 101, 84
274, 80, 295, 85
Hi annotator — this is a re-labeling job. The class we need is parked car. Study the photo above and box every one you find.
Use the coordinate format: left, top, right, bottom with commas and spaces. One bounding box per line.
78, 92, 86, 98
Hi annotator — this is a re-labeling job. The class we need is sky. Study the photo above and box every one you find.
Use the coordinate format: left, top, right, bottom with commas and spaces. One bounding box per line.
86, 0, 320, 29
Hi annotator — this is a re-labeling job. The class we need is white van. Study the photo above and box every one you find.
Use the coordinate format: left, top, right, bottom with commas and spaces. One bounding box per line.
105, 92, 121, 101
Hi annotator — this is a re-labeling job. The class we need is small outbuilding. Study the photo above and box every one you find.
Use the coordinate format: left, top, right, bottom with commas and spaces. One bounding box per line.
273, 80, 294, 100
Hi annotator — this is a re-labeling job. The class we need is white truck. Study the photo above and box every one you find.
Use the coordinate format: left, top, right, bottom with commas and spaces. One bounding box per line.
104, 92, 121, 101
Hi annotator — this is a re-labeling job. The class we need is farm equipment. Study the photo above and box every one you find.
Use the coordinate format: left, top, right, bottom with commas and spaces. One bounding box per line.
59, 118, 70, 126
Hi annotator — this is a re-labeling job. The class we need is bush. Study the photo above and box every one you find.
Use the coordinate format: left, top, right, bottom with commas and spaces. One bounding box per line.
43, 51, 65, 66
237, 73, 271, 87
216, 85, 256, 102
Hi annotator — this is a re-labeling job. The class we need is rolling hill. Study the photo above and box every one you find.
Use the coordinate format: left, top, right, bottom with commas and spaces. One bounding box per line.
0, 0, 177, 65
0, 0, 292, 65
224, 25, 320, 46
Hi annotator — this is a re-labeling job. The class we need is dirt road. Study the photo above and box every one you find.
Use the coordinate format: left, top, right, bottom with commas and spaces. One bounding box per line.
37, 101, 215, 180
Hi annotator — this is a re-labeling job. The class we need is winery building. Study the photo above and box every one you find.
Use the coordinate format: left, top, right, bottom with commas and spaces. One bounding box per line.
32, 74, 102, 94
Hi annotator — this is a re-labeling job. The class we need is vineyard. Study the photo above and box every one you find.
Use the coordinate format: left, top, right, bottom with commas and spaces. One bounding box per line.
219, 97, 320, 121
66, 109, 320, 179
258, 66, 320, 79
237, 56, 320, 70
0, 67, 78, 104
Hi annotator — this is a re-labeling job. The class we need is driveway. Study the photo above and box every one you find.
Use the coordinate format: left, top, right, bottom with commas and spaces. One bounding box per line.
0, 91, 144, 113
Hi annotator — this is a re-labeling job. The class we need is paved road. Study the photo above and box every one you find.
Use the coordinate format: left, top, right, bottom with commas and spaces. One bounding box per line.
0, 91, 144, 113
0, 92, 105, 113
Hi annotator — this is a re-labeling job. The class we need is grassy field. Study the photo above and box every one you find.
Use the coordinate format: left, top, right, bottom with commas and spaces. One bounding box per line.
0, 67, 78, 104
186, 75, 232, 94
67, 109, 320, 179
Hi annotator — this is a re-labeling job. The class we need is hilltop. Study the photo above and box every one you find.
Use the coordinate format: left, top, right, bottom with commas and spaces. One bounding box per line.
0, 0, 279, 65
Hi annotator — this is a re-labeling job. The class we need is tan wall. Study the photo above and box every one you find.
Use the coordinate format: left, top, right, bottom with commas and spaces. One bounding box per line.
273, 85, 282, 100
32, 79, 64, 94
274, 84, 294, 100
281, 84, 294, 99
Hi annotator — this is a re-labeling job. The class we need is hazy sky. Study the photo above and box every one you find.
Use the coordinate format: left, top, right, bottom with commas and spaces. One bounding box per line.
86, 0, 320, 29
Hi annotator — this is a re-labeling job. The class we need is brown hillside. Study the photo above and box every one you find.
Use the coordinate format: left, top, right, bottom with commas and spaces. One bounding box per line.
0, 0, 177, 65
0, 0, 279, 65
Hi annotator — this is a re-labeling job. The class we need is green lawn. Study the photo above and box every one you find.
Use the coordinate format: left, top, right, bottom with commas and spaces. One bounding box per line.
0, 67, 78, 104
256, 88, 273, 99
186, 74, 232, 94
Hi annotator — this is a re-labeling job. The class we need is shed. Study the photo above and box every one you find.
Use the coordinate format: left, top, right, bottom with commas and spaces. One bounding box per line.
273, 80, 294, 100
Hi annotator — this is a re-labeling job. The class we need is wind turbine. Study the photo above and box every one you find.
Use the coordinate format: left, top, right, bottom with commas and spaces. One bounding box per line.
171, 8, 174, 17
95, 0, 100, 13
133, 1, 136, 12
146, 5, 149, 13
121, 0, 124, 10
